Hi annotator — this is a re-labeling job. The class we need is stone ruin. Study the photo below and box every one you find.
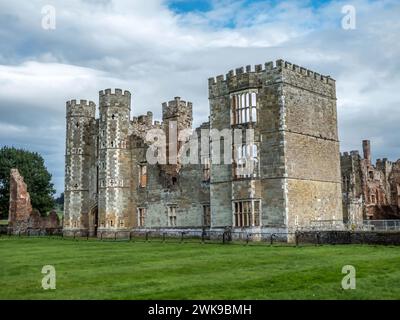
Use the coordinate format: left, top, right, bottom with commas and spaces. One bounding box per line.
7, 168, 60, 234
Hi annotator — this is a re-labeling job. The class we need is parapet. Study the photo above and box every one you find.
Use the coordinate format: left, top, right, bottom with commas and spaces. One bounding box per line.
99, 88, 131, 109
162, 96, 193, 121
208, 59, 336, 93
66, 99, 96, 118
132, 111, 153, 126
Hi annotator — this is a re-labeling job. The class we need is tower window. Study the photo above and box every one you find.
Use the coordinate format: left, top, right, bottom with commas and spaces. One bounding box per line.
231, 91, 257, 125
111, 114, 116, 120
370, 194, 376, 204
234, 144, 259, 178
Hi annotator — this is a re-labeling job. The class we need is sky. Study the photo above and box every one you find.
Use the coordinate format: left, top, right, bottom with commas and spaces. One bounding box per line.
0, 0, 399, 195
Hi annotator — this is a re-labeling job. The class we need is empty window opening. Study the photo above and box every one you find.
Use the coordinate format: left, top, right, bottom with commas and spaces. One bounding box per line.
167, 206, 177, 227
234, 144, 259, 178
138, 208, 146, 227
370, 194, 376, 204
139, 165, 147, 188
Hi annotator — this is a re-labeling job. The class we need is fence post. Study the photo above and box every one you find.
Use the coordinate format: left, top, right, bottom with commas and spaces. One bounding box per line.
181, 232, 184, 243
145, 231, 149, 242
162, 232, 166, 242
129, 231, 132, 241
201, 230, 205, 244
73, 231, 76, 240
270, 234, 274, 246
114, 232, 117, 241
295, 232, 299, 247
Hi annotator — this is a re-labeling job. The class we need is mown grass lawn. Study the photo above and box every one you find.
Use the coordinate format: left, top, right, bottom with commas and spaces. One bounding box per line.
0, 237, 399, 299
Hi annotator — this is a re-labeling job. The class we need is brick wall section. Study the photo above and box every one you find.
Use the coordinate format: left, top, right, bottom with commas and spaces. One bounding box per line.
8, 169, 60, 234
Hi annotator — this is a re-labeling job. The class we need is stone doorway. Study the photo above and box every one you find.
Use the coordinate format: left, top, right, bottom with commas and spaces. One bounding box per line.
90, 206, 98, 237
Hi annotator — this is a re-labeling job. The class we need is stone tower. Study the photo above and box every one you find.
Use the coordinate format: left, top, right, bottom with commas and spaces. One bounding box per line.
161, 97, 193, 178
64, 99, 96, 234
97, 89, 133, 233
208, 60, 343, 232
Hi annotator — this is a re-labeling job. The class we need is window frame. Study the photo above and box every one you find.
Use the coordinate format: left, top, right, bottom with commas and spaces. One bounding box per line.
230, 90, 258, 125
233, 199, 261, 227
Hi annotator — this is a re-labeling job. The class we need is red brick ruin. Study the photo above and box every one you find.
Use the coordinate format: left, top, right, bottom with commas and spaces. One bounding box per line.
7, 168, 60, 234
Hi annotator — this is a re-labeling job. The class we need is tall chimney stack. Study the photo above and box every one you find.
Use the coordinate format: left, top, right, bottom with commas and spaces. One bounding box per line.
362, 140, 371, 162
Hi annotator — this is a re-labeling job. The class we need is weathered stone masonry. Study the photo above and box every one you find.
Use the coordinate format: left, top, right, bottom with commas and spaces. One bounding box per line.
341, 140, 400, 224
64, 59, 344, 237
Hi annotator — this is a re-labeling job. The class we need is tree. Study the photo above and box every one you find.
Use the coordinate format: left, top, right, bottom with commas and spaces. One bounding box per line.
0, 146, 55, 219
55, 192, 64, 211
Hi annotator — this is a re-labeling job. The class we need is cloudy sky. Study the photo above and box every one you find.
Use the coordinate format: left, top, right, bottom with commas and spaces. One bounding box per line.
0, 0, 399, 195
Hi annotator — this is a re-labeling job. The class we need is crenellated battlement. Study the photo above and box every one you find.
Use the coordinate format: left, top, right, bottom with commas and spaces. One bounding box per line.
99, 88, 131, 98
99, 88, 131, 109
208, 59, 335, 88
66, 99, 96, 117
132, 111, 153, 126
162, 96, 193, 121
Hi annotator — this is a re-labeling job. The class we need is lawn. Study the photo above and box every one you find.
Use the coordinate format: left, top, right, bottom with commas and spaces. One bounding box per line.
0, 237, 399, 299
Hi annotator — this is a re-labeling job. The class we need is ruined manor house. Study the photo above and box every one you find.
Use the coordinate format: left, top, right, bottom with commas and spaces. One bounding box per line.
63, 59, 345, 237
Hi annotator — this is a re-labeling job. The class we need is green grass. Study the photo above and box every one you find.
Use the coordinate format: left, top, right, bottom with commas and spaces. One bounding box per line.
0, 220, 8, 225
0, 237, 399, 299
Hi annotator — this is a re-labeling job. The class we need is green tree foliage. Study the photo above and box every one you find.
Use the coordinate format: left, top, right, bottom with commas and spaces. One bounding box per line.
0, 146, 55, 218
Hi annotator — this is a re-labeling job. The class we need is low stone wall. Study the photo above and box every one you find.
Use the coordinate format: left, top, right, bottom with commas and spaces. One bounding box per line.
297, 231, 400, 245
